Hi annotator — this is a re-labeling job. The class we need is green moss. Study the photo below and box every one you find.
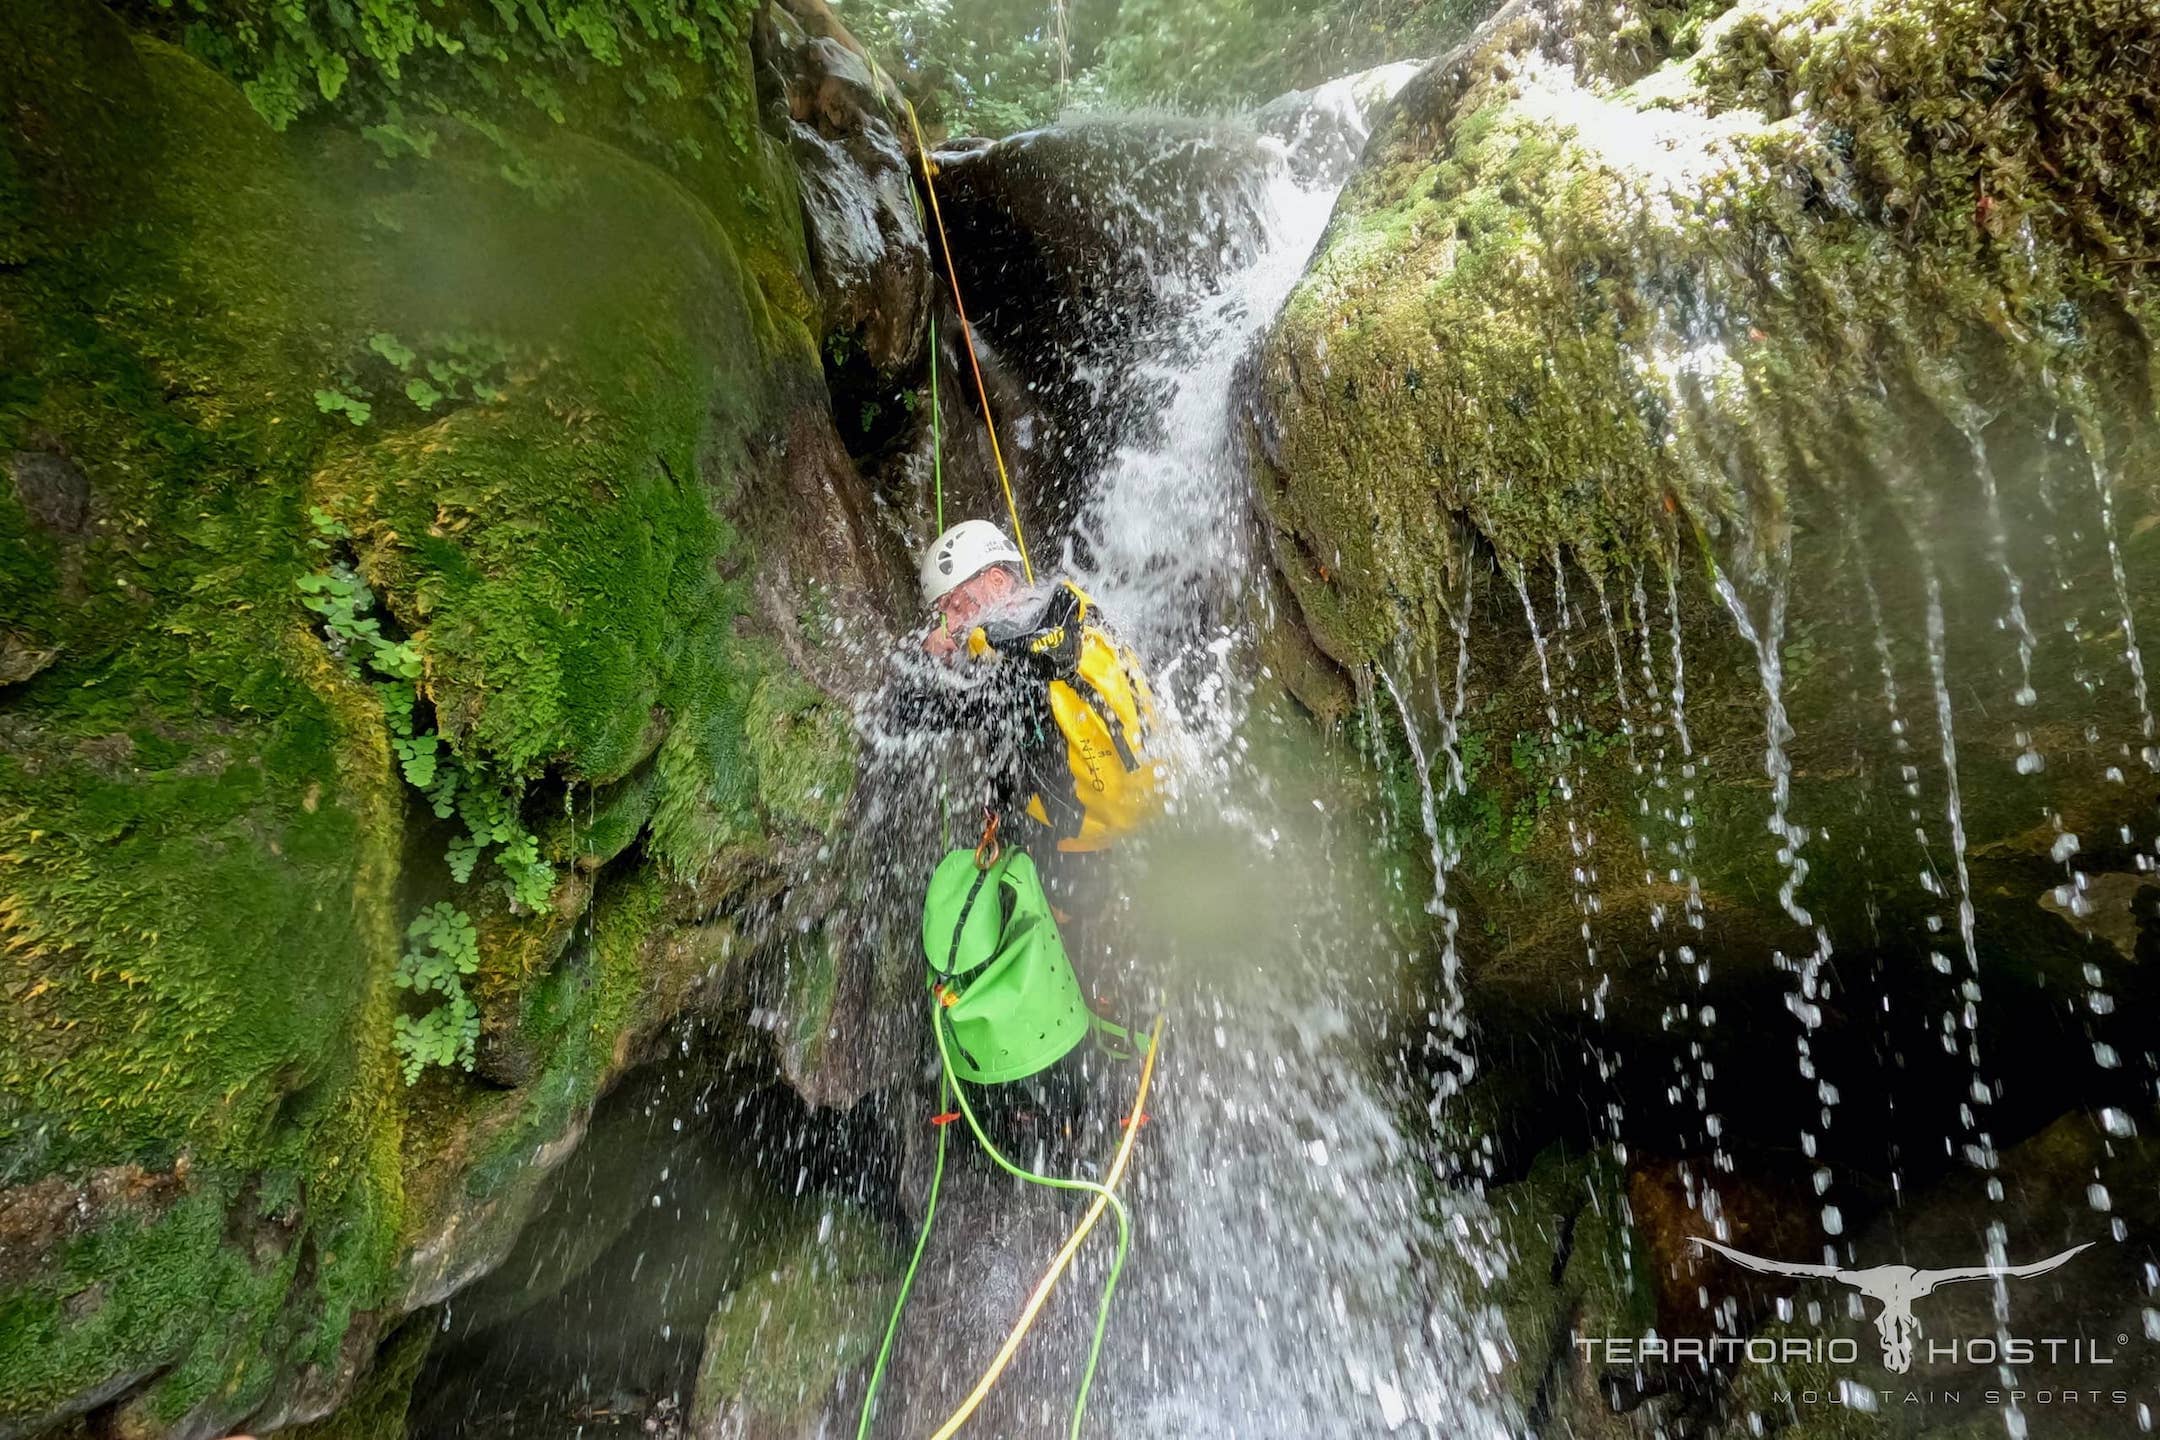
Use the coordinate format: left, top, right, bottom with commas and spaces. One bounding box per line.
746, 668, 858, 835
284, 1319, 431, 1440
1258, 91, 1680, 661
692, 1204, 899, 1430
1465, 1143, 1659, 1420
1261, 0, 2160, 669
1, 0, 860, 1425
1256, 0, 2160, 1004
107, 0, 765, 155
1, 13, 410, 1421
565, 764, 661, 868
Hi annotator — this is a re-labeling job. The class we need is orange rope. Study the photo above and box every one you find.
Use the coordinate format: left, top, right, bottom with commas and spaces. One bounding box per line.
901, 100, 1034, 584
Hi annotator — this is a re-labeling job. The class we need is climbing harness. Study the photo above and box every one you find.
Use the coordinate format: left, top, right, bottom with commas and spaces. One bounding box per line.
855, 815, 1164, 1440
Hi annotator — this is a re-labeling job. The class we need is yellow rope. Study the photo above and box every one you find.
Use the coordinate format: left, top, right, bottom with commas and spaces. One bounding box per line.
900, 99, 1035, 584
925, 1014, 1165, 1440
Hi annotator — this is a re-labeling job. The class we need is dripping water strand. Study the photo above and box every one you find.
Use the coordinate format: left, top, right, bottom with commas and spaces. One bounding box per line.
1711, 545, 1847, 1239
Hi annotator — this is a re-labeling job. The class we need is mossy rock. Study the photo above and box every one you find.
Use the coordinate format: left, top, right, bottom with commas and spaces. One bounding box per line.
279, 1317, 432, 1440
0, 0, 892, 1431
690, 1203, 900, 1437
1464, 1143, 1658, 1436
1254, 0, 2160, 1080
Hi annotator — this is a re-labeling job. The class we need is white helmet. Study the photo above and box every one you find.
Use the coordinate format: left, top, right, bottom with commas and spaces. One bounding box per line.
919, 520, 1023, 606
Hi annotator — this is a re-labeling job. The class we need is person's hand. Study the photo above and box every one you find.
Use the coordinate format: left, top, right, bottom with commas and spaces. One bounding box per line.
925, 622, 958, 659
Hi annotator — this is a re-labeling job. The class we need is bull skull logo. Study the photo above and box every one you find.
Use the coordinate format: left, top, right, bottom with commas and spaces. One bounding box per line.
1690, 1237, 2092, 1373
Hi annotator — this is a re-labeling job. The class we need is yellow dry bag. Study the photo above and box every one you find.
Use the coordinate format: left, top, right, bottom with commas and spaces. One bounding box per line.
968, 580, 1162, 852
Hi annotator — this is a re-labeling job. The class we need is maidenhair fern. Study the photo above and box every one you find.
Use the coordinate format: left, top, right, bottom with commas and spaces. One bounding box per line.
300, 509, 557, 1082
392, 904, 481, 1083
311, 332, 514, 431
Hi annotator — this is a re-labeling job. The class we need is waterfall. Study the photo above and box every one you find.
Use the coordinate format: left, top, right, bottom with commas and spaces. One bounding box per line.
1037, 121, 1516, 1439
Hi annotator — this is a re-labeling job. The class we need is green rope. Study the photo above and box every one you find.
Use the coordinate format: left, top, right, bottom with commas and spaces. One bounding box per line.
850, 1013, 1133, 1440
933, 1009, 1133, 1440
855, 1069, 951, 1440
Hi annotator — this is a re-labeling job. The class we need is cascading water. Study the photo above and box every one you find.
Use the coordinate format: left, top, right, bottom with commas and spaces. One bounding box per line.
1034, 120, 1516, 1439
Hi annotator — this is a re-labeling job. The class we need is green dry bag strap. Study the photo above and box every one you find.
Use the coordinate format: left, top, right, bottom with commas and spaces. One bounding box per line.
941, 865, 995, 984
923, 846, 1011, 991
1090, 1012, 1138, 1062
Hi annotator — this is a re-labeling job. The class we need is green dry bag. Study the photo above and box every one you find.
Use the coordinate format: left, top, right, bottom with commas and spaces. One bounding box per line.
921, 847, 1090, 1084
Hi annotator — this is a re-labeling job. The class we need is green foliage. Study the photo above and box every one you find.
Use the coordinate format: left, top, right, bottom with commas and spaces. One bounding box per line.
120, 0, 764, 151
836, 0, 1502, 135
297, 567, 422, 680
441, 768, 556, 912
833, 0, 1072, 135
314, 332, 513, 432
392, 904, 480, 1083
1500, 720, 1621, 852
298, 512, 556, 1081
367, 332, 415, 369
315, 387, 372, 427
1091, 0, 1495, 108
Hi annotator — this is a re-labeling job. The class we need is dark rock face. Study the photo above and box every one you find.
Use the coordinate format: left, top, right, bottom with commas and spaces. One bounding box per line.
925, 119, 1281, 534
3, 448, 90, 683
8, 450, 90, 536
404, 1053, 902, 1440
757, 0, 930, 378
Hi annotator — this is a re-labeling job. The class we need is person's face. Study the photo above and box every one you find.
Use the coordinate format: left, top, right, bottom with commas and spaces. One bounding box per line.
925, 565, 1017, 658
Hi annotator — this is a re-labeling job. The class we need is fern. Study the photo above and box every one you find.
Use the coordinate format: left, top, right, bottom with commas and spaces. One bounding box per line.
138, 0, 766, 161
296, 512, 561, 1082
392, 903, 482, 1083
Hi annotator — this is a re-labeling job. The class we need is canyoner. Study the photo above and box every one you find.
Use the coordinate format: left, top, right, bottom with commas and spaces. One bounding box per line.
852, 98, 1174, 1437
852, 530, 1172, 1437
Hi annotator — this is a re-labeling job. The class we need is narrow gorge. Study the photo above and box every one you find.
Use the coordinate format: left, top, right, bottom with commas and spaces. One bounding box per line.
4, 0, 2158, 1436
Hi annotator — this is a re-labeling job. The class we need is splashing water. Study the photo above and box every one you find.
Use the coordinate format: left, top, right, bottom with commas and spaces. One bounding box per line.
1066, 157, 1330, 656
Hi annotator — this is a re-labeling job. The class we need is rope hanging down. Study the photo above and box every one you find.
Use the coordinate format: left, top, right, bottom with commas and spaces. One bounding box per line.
900, 99, 1034, 583
929, 311, 944, 532
853, 1068, 951, 1440
853, 1008, 1163, 1440
926, 1010, 1164, 1440
859, 64, 999, 552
